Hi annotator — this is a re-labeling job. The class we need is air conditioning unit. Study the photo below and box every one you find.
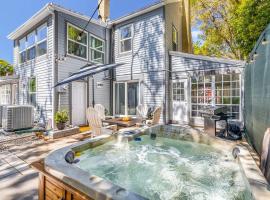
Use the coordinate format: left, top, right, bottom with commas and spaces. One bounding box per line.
2, 105, 34, 132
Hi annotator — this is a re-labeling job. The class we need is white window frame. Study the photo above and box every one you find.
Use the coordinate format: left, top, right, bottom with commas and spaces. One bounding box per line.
119, 24, 133, 54
18, 37, 27, 64
36, 23, 48, 57
28, 76, 37, 106
89, 34, 105, 63
190, 74, 241, 120
26, 31, 36, 61
113, 80, 140, 116
67, 23, 88, 60
172, 80, 185, 102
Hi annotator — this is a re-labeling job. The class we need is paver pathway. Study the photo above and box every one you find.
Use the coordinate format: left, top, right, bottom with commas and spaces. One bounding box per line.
0, 133, 91, 200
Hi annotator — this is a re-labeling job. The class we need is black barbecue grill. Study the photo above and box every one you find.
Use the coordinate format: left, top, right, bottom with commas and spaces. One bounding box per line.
200, 106, 232, 137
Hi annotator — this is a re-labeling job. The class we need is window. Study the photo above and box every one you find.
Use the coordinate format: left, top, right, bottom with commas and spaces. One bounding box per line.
67, 24, 88, 59
172, 25, 178, 51
19, 37, 27, 63
0, 85, 11, 105
36, 24, 47, 56
29, 77, 37, 106
18, 24, 47, 63
119, 25, 132, 53
115, 81, 139, 115
89, 35, 105, 63
27, 31, 36, 60
191, 74, 240, 119
173, 81, 185, 101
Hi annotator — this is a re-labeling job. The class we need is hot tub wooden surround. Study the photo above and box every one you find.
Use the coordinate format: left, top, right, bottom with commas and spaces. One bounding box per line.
31, 159, 93, 200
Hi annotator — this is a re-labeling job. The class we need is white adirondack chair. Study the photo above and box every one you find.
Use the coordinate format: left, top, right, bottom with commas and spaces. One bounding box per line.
86, 107, 117, 136
136, 104, 148, 119
146, 106, 162, 126
94, 104, 106, 120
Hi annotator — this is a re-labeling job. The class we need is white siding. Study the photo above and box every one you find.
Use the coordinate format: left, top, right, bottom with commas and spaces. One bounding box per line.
114, 8, 166, 121
14, 16, 54, 121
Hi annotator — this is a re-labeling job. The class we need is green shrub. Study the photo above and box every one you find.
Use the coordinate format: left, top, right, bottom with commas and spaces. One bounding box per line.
54, 110, 69, 124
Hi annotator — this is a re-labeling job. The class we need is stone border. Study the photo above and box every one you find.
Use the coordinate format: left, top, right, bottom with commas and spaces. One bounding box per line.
50, 127, 80, 139
44, 125, 270, 200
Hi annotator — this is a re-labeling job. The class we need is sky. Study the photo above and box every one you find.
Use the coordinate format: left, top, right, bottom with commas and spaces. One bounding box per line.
0, 0, 199, 63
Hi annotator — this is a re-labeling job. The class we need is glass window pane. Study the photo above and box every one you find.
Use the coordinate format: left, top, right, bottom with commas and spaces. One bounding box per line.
91, 50, 104, 63
232, 81, 240, 89
231, 74, 239, 81
223, 74, 230, 81
68, 25, 87, 45
223, 82, 230, 90
223, 97, 231, 104
27, 46, 36, 60
19, 38, 26, 52
68, 40, 87, 58
121, 26, 131, 39
121, 40, 131, 52
215, 74, 222, 82
115, 83, 125, 115
91, 37, 104, 51
27, 32, 35, 47
223, 90, 231, 97
37, 25, 47, 42
20, 51, 27, 63
29, 77, 36, 93
128, 82, 139, 115
37, 41, 47, 56
232, 89, 240, 96
232, 97, 240, 104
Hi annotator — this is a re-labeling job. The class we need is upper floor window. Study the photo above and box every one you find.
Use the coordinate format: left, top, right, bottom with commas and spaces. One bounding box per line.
18, 23, 47, 64
37, 24, 47, 57
19, 37, 27, 63
27, 31, 36, 60
119, 25, 133, 53
172, 25, 178, 51
90, 35, 105, 63
67, 24, 88, 59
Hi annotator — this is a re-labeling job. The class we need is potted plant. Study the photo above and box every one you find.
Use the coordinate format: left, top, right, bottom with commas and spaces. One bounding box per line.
54, 110, 69, 130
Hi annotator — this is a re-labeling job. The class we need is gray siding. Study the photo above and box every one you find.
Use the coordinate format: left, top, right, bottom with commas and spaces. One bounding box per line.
56, 11, 111, 119
114, 8, 166, 121
14, 16, 54, 121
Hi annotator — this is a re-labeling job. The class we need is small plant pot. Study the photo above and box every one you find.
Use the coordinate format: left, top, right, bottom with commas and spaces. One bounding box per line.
56, 122, 66, 130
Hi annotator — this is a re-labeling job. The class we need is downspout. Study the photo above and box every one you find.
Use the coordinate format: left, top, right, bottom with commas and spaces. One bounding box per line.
92, 76, 95, 106
110, 24, 115, 115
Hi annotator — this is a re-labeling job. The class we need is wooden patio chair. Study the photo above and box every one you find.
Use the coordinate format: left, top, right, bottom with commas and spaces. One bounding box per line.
136, 104, 148, 119
146, 106, 162, 126
86, 107, 117, 137
94, 104, 106, 120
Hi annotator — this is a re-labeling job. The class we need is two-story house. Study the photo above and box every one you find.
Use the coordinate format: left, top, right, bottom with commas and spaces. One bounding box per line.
7, 0, 192, 127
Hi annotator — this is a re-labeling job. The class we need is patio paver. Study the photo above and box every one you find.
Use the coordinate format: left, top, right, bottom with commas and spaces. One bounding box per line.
0, 132, 91, 200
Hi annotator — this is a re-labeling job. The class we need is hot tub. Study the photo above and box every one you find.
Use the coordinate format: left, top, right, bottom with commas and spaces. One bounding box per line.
45, 125, 270, 200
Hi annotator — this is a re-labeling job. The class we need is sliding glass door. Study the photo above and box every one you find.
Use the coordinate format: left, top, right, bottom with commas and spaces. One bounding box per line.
114, 81, 139, 115
115, 83, 126, 115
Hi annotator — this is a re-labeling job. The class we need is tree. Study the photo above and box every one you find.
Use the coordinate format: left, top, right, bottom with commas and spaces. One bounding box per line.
0, 60, 14, 76
192, 0, 270, 59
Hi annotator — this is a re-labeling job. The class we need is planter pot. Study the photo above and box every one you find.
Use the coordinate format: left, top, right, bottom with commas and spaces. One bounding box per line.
56, 122, 66, 130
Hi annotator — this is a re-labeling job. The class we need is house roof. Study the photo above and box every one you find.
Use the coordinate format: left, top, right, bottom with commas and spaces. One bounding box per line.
7, 3, 107, 40
169, 51, 245, 66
